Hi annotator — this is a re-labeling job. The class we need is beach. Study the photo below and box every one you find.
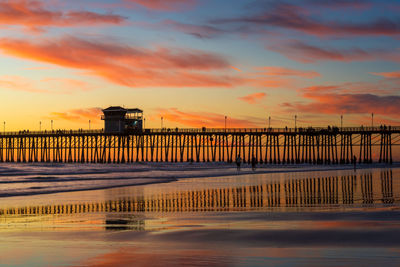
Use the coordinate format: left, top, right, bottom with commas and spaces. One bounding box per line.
0, 163, 399, 266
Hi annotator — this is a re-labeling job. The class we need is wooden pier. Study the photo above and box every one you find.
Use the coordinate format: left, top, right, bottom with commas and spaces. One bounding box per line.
0, 127, 399, 164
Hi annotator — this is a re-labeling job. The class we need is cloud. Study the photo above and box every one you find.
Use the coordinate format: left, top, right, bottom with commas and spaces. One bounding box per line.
238, 92, 266, 104
284, 91, 400, 117
162, 19, 225, 38
40, 78, 92, 93
125, 0, 196, 11
249, 77, 293, 88
0, 75, 90, 93
301, 79, 400, 95
304, 0, 372, 9
255, 66, 320, 78
48, 107, 102, 123
157, 108, 262, 128
0, 0, 124, 32
230, 66, 242, 72
371, 71, 400, 78
213, 2, 400, 37
0, 75, 47, 93
267, 40, 400, 63
0, 36, 245, 88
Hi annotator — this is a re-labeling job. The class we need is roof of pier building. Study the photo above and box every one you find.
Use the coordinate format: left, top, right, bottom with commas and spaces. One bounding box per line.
102, 106, 143, 113
102, 106, 143, 121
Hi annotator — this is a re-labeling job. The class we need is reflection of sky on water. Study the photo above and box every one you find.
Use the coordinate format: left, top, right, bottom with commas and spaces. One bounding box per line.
0, 168, 400, 266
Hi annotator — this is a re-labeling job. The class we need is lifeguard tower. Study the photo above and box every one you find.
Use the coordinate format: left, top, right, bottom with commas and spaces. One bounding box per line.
102, 106, 143, 133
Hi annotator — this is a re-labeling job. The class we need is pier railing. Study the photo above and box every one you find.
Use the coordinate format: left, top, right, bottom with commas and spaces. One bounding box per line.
1, 126, 400, 136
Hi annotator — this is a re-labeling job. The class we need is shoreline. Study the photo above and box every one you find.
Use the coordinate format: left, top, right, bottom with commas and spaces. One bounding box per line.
0, 162, 398, 199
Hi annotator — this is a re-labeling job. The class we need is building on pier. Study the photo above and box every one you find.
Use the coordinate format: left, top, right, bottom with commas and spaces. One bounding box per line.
101, 106, 143, 133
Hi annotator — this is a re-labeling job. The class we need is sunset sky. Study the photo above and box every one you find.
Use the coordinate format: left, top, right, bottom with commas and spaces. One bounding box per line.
1, 0, 400, 131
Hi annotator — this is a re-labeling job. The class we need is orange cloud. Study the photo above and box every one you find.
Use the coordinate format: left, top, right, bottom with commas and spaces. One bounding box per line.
371, 71, 400, 78
0, 0, 124, 31
158, 108, 261, 128
125, 0, 196, 11
40, 78, 92, 93
48, 107, 102, 123
249, 77, 294, 88
0, 36, 245, 88
0, 75, 91, 94
230, 66, 242, 72
255, 66, 320, 78
238, 92, 266, 104
0, 75, 47, 93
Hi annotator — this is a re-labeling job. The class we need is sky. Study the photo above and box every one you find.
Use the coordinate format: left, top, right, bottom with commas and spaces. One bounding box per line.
1, 0, 400, 131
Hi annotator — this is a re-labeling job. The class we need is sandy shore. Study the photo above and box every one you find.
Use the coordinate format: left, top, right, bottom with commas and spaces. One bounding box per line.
0, 165, 399, 266
0, 161, 398, 199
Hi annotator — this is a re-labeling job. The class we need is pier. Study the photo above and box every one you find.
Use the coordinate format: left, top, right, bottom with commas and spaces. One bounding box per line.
0, 127, 399, 164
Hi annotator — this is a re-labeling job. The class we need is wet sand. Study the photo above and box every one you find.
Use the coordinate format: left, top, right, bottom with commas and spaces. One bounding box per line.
0, 167, 399, 266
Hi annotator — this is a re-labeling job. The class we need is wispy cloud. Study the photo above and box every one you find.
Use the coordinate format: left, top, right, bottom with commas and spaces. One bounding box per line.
284, 93, 400, 117
157, 108, 262, 128
0, 0, 124, 32
283, 82, 400, 118
0, 75, 90, 94
255, 66, 320, 78
238, 92, 266, 104
213, 1, 400, 37
267, 40, 400, 63
0, 75, 47, 93
0, 36, 245, 88
371, 71, 400, 79
48, 107, 102, 123
162, 19, 225, 38
124, 0, 196, 11
304, 0, 372, 9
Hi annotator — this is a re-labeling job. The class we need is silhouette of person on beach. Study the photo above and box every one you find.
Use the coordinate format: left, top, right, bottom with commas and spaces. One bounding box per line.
251, 156, 257, 171
236, 155, 242, 171
353, 155, 357, 171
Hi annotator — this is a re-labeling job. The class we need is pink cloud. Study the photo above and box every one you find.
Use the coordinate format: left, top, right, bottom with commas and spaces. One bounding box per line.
125, 0, 196, 11
213, 2, 400, 37
0, 75, 90, 93
48, 107, 102, 123
238, 92, 266, 104
0, 36, 246, 88
162, 19, 224, 38
158, 108, 261, 128
255, 66, 320, 78
0, 0, 124, 32
371, 71, 400, 78
284, 92, 400, 118
267, 40, 400, 63
0, 75, 47, 93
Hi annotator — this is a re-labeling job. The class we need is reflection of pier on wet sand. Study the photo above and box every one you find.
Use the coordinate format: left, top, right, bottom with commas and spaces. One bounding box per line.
0, 170, 397, 216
